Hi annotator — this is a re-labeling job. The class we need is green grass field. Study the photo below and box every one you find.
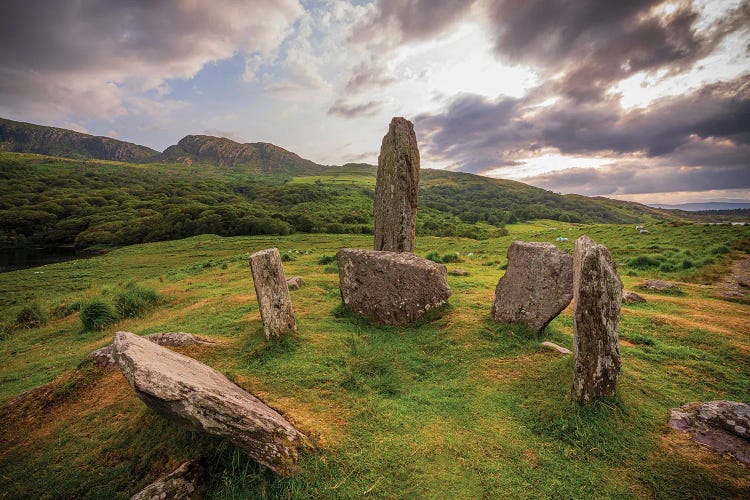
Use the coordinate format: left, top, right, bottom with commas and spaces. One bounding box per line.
1, 221, 749, 498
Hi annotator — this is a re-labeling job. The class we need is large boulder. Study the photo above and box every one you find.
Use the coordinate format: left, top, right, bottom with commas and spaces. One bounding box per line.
373, 117, 420, 253
669, 401, 750, 465
88, 332, 210, 368
491, 241, 573, 332
113, 331, 310, 476
337, 249, 450, 325
571, 236, 623, 403
249, 248, 296, 338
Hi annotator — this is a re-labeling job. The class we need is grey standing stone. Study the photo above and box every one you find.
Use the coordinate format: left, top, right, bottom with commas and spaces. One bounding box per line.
337, 248, 450, 325
113, 331, 310, 476
491, 241, 573, 332
374, 117, 420, 253
571, 235, 623, 403
249, 248, 296, 338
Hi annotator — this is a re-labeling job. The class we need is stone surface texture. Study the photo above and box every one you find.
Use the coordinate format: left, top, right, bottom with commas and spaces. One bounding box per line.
88, 332, 209, 368
669, 401, 750, 465
249, 248, 296, 338
571, 236, 623, 403
373, 117, 420, 253
131, 461, 204, 500
642, 279, 680, 292
337, 248, 450, 325
491, 241, 573, 332
113, 331, 310, 476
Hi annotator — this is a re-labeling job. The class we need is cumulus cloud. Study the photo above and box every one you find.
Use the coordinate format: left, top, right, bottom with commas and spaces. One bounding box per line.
0, 0, 303, 123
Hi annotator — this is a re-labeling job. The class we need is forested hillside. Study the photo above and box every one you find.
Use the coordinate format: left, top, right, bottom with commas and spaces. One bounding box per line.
0, 151, 678, 251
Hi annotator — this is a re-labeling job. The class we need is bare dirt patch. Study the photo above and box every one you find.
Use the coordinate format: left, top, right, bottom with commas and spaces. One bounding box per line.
717, 254, 750, 303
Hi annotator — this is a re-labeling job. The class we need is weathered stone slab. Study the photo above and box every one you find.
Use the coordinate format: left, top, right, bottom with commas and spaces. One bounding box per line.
249, 248, 296, 338
374, 117, 420, 253
337, 249, 450, 325
113, 331, 310, 476
131, 461, 204, 500
88, 332, 210, 368
669, 401, 750, 465
642, 279, 680, 292
571, 236, 623, 403
491, 241, 573, 332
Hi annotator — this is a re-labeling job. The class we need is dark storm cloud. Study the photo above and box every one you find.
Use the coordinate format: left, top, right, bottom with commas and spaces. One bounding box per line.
328, 98, 383, 118
415, 75, 750, 193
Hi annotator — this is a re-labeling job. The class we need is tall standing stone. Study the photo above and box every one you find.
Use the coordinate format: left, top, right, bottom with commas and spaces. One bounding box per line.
571, 236, 623, 403
491, 241, 573, 332
249, 248, 296, 339
374, 117, 420, 253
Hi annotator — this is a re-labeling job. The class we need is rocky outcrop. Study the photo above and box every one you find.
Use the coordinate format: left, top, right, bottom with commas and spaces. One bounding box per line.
622, 291, 646, 304
0, 117, 159, 162
161, 135, 322, 174
571, 236, 623, 403
491, 241, 573, 333
669, 401, 750, 465
373, 117, 420, 253
249, 248, 297, 339
131, 461, 204, 500
88, 332, 210, 368
337, 249, 450, 325
113, 331, 310, 476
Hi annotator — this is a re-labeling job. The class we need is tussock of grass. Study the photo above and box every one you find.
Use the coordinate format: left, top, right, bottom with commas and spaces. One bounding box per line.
114, 282, 159, 318
79, 299, 117, 331
15, 300, 48, 329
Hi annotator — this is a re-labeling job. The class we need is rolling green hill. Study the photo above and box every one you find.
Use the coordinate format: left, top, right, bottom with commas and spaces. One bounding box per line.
0, 117, 690, 251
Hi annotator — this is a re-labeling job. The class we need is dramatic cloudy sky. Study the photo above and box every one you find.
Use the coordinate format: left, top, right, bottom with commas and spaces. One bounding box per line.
1, 0, 749, 204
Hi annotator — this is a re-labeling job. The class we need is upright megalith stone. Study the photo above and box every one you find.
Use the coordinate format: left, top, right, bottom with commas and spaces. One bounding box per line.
491, 241, 573, 332
249, 248, 296, 338
337, 248, 450, 325
374, 117, 420, 253
571, 236, 623, 403
113, 331, 310, 476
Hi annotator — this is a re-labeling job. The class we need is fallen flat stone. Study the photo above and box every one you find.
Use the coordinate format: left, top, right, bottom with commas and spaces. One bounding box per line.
572, 236, 623, 403
642, 279, 680, 292
448, 269, 469, 276
622, 291, 646, 304
113, 331, 310, 476
131, 461, 204, 500
374, 117, 420, 253
88, 332, 210, 368
286, 276, 304, 290
669, 401, 750, 465
541, 341, 571, 355
249, 248, 296, 339
491, 241, 573, 333
337, 248, 450, 325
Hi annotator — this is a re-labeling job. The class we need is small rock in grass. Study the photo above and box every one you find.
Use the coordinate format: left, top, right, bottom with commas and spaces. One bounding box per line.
286, 276, 304, 289
642, 279, 680, 292
541, 341, 571, 355
622, 291, 646, 304
131, 460, 204, 500
448, 269, 469, 276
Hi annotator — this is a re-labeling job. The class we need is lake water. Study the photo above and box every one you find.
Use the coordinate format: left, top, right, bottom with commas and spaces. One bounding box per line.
0, 247, 91, 273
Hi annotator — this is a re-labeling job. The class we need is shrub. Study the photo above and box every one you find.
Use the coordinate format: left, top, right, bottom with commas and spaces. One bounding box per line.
114, 282, 158, 318
711, 245, 730, 255
626, 255, 660, 269
80, 299, 117, 330
318, 254, 336, 265
441, 252, 460, 263
425, 251, 443, 263
281, 253, 295, 262
681, 259, 693, 269
659, 262, 676, 272
16, 301, 47, 329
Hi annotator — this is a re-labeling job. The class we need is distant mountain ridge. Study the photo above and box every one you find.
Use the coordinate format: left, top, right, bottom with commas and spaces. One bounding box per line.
649, 202, 750, 211
0, 117, 159, 163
